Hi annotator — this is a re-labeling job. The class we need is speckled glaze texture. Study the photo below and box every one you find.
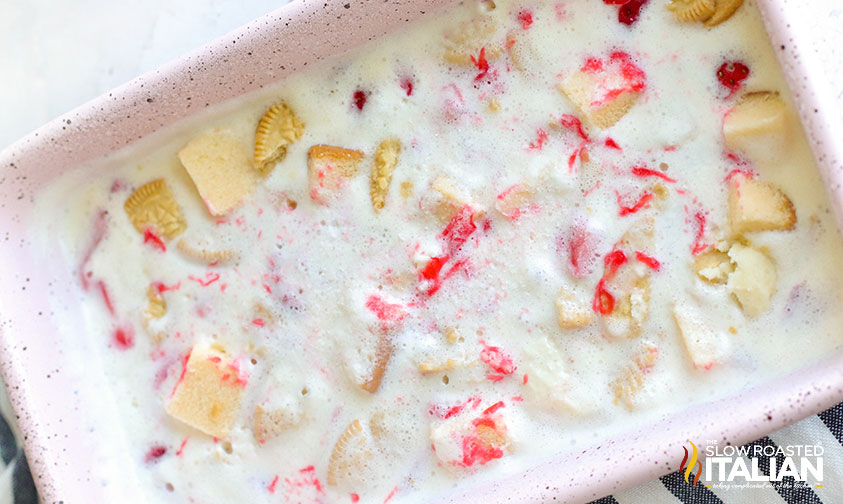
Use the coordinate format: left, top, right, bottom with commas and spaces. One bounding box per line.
0, 0, 841, 502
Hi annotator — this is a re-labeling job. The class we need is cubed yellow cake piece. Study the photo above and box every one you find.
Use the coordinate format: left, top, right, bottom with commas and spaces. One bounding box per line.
673, 301, 730, 369
178, 130, 259, 216
728, 172, 796, 233
693, 249, 734, 284
307, 145, 365, 204
495, 184, 533, 220
442, 15, 502, 66
429, 175, 473, 222
506, 30, 538, 72
522, 336, 593, 415
558, 71, 642, 129
726, 242, 777, 317
555, 288, 592, 329
723, 91, 788, 161
166, 344, 245, 438
252, 405, 302, 442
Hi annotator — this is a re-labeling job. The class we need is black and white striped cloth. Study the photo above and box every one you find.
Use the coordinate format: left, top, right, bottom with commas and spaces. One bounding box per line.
591, 403, 843, 504
0, 394, 35, 504
1, 399, 842, 503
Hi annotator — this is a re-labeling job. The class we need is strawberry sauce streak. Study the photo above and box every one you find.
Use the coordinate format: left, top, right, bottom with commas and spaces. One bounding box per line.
617, 191, 654, 216
143, 229, 167, 252
631, 165, 676, 183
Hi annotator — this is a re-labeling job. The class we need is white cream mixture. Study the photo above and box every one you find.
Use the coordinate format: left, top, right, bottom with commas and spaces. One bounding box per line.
34, 0, 843, 502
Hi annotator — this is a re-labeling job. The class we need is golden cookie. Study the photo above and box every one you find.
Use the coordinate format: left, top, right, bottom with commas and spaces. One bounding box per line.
611, 343, 658, 409
327, 419, 373, 487
124, 179, 186, 240
145, 286, 166, 319
667, 0, 715, 23
368, 412, 388, 441
254, 102, 305, 175
360, 335, 393, 394
253, 405, 303, 442
370, 139, 401, 213
705, 0, 744, 26
177, 239, 236, 266
505, 30, 537, 72
418, 358, 469, 374
443, 326, 460, 344
399, 181, 414, 198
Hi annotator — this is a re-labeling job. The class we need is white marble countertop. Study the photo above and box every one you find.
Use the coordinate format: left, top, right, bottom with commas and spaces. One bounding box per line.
0, 0, 288, 148
0, 1, 841, 503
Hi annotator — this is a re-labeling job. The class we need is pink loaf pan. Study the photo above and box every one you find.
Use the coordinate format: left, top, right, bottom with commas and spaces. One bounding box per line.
1, 0, 842, 502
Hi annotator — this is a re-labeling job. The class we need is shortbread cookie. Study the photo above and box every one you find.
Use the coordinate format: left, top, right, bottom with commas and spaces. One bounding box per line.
253, 405, 303, 443
145, 286, 166, 319
327, 419, 374, 487
418, 357, 466, 374
360, 334, 393, 394
505, 30, 538, 72
611, 343, 659, 409
177, 239, 237, 266
124, 179, 187, 240
522, 336, 593, 414
429, 400, 510, 467
370, 139, 401, 213
705, 0, 744, 27
253, 102, 305, 175
668, 0, 715, 23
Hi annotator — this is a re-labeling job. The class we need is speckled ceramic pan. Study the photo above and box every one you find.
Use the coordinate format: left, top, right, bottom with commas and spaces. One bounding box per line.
1, 1, 842, 502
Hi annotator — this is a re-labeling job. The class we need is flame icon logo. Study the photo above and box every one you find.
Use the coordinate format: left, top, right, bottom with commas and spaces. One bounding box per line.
680, 441, 703, 486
